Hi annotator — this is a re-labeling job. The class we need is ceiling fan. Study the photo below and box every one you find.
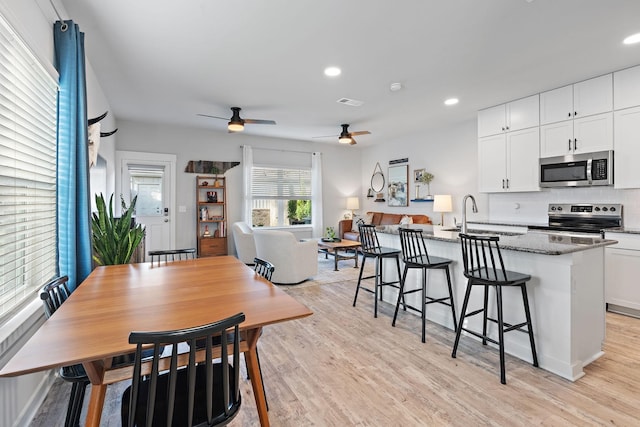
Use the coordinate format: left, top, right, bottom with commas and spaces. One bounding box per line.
198, 107, 276, 132
314, 124, 371, 145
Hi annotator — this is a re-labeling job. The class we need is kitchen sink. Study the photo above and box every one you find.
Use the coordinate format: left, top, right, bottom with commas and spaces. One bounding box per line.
440, 227, 525, 237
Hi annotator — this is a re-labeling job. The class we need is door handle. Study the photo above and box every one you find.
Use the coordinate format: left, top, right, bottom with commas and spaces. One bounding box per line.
574, 138, 577, 151
164, 219, 169, 223
568, 139, 572, 151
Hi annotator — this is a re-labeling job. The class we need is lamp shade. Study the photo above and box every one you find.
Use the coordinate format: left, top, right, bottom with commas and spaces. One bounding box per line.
433, 194, 452, 213
346, 197, 360, 210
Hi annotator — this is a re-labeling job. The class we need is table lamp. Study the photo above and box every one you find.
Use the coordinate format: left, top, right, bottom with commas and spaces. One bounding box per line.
433, 194, 452, 226
346, 197, 360, 218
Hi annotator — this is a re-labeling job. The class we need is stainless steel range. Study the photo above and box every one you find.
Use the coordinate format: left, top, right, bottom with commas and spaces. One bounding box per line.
529, 203, 623, 237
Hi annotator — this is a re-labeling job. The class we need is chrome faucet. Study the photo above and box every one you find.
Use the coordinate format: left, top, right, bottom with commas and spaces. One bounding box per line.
461, 194, 478, 234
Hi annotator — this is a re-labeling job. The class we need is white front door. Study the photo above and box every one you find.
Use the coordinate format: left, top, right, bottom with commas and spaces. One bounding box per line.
116, 151, 176, 261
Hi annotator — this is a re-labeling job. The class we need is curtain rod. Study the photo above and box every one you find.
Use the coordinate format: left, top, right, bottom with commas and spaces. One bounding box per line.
240, 145, 320, 155
49, 0, 68, 31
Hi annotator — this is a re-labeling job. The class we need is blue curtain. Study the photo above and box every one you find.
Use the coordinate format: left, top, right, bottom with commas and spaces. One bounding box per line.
54, 21, 92, 291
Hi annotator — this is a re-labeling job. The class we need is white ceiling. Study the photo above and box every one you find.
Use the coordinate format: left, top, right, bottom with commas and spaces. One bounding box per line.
59, 0, 640, 147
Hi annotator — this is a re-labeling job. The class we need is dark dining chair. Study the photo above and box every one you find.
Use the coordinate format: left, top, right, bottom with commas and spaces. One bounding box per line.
148, 248, 196, 265
452, 233, 539, 384
121, 312, 245, 427
250, 257, 275, 410
39, 276, 90, 427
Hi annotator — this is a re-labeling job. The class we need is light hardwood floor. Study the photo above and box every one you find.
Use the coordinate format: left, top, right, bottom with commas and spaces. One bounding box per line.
31, 256, 640, 426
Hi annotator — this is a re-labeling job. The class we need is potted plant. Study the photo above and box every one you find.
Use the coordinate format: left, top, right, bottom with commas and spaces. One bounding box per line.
91, 193, 146, 265
419, 172, 435, 199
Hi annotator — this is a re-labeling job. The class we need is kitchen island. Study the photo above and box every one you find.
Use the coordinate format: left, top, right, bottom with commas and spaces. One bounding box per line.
375, 225, 617, 381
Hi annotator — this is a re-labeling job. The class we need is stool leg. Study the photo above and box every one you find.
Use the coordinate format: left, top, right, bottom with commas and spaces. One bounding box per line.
392, 264, 410, 327
444, 266, 458, 331
374, 256, 381, 317
421, 266, 427, 343
521, 283, 539, 367
353, 255, 368, 307
482, 285, 490, 346
452, 280, 474, 358
395, 254, 405, 309
378, 256, 384, 302
496, 285, 507, 384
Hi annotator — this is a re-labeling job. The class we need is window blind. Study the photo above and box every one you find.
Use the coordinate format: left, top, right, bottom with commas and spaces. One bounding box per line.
0, 14, 58, 321
251, 166, 311, 200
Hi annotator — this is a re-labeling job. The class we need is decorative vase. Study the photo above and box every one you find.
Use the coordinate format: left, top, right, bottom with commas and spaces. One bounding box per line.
415, 185, 421, 199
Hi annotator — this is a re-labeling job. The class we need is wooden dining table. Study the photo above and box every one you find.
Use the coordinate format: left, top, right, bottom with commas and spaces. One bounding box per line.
0, 256, 312, 426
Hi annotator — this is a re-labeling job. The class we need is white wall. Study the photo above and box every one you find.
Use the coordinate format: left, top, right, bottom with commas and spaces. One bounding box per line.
114, 120, 362, 253
360, 118, 487, 227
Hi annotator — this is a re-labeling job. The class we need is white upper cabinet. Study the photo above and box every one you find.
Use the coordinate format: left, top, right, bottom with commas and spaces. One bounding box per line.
540, 112, 613, 158
614, 65, 640, 110
478, 128, 540, 193
540, 74, 612, 125
614, 106, 640, 189
478, 94, 539, 137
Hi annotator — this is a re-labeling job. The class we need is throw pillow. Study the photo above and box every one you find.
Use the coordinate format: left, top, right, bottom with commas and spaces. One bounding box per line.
399, 215, 413, 225
351, 212, 373, 232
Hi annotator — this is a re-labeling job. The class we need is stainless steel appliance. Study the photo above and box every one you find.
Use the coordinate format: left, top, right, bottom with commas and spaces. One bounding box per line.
539, 150, 613, 187
528, 203, 622, 237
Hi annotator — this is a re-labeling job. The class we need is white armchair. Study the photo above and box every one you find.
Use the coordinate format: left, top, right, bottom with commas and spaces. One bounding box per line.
253, 230, 318, 284
231, 222, 257, 265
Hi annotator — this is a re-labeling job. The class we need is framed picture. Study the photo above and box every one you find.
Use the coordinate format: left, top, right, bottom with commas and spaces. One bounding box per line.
414, 168, 425, 183
388, 165, 408, 207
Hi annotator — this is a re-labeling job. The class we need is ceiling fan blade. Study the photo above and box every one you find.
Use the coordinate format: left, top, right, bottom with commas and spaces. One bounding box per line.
243, 119, 276, 125
349, 137, 357, 145
351, 130, 371, 136
197, 113, 229, 121
312, 134, 338, 138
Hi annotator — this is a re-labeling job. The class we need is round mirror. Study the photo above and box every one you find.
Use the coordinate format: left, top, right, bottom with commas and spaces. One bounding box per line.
371, 172, 385, 192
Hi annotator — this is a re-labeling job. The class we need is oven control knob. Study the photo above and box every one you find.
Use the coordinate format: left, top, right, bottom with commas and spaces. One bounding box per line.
550, 206, 556, 211
610, 206, 616, 212
557, 206, 563, 211
595, 207, 601, 211
603, 207, 608, 212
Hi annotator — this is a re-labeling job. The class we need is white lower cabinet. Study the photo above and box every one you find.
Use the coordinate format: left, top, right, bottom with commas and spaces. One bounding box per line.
478, 127, 539, 193
605, 232, 640, 317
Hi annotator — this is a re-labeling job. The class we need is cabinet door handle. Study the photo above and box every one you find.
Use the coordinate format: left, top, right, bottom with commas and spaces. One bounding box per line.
502, 179, 505, 189
501, 127, 505, 131
506, 179, 510, 189
574, 111, 577, 117
506, 126, 509, 130
568, 139, 572, 150
574, 138, 577, 150
568, 112, 572, 118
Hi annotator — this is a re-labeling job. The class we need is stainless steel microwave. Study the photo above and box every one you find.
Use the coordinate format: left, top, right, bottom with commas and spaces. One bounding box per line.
539, 150, 613, 187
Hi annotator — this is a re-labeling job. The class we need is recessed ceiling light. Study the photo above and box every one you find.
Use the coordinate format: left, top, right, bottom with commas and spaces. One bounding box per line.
324, 66, 341, 77
623, 32, 640, 45
444, 98, 459, 106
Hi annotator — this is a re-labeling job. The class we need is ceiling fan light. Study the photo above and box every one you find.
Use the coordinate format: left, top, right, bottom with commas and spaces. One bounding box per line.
228, 122, 244, 132
338, 135, 352, 144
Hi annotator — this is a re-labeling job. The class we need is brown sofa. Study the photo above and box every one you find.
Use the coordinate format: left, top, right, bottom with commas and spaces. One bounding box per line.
338, 212, 432, 242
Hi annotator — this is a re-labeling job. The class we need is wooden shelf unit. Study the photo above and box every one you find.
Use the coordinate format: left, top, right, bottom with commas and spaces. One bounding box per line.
196, 175, 227, 257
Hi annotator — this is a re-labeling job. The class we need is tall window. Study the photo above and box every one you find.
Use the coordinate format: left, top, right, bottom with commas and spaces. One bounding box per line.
251, 166, 311, 227
0, 15, 58, 321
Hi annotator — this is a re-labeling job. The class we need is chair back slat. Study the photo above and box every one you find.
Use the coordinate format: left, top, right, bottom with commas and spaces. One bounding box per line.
39, 276, 71, 318
399, 228, 431, 264
125, 312, 245, 427
253, 257, 275, 281
148, 248, 196, 266
459, 233, 508, 283
358, 224, 381, 252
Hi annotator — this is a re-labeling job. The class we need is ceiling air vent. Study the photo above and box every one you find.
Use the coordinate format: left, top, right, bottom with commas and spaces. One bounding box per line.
336, 98, 364, 107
